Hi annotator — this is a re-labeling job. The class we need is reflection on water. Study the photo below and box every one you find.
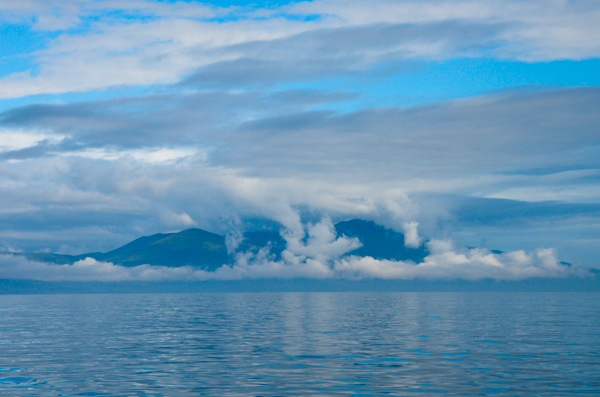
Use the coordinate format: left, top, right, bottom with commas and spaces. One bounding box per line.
0, 292, 599, 396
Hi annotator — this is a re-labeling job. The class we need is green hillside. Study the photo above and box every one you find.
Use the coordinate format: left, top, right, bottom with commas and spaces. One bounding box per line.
23, 229, 232, 271
16, 220, 426, 270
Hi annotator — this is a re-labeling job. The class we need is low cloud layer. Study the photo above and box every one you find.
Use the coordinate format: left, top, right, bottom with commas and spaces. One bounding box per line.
0, 218, 590, 282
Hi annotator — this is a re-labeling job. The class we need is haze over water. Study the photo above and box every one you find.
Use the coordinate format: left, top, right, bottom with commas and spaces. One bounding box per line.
1, 292, 598, 396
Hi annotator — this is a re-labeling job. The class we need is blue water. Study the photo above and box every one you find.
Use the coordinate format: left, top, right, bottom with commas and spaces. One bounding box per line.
0, 292, 598, 396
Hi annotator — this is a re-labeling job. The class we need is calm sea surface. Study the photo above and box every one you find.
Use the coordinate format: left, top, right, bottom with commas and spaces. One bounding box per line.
0, 292, 598, 396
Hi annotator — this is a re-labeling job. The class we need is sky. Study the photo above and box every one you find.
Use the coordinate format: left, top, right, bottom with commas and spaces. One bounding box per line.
0, 0, 599, 282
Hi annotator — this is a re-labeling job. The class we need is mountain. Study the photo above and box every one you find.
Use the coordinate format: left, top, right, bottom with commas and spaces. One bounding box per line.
23, 229, 236, 271
13, 220, 426, 270
335, 220, 428, 262
241, 220, 429, 262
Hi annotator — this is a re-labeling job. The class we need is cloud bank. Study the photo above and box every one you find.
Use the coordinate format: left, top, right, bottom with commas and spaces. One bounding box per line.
0, 218, 590, 282
0, 238, 586, 282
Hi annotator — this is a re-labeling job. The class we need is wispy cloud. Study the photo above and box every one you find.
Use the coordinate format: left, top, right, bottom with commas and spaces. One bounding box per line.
1, 0, 600, 97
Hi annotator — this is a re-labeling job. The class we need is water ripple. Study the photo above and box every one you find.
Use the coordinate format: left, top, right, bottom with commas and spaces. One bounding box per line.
0, 292, 598, 395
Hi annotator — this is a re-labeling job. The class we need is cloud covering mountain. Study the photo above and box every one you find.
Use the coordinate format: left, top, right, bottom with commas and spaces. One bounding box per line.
0, 0, 599, 281
0, 218, 589, 282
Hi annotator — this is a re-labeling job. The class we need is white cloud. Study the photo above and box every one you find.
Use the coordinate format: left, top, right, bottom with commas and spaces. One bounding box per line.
0, 129, 64, 152
0, 221, 589, 282
225, 230, 243, 255
335, 241, 587, 281
220, 221, 588, 281
402, 221, 422, 248
0, 255, 213, 281
160, 211, 195, 228
62, 147, 198, 163
1, 0, 600, 97
484, 185, 600, 204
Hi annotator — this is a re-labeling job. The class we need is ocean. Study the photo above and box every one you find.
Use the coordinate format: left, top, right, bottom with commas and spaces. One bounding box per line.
0, 292, 598, 396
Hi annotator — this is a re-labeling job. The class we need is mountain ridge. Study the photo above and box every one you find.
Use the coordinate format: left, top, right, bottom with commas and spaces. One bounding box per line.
6, 220, 428, 271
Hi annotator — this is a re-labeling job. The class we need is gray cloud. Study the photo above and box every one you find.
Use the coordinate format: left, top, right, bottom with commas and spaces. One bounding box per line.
210, 87, 600, 182
450, 197, 600, 227
181, 21, 506, 87
3, 87, 598, 176
0, 87, 599, 266
0, 88, 357, 157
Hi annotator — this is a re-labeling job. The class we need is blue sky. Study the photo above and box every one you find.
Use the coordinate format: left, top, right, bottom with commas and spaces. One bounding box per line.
0, 0, 599, 281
